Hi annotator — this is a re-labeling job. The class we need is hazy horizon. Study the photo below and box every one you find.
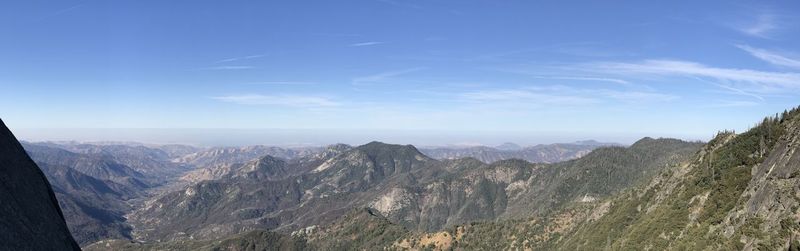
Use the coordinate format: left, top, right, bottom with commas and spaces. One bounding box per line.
11, 127, 712, 147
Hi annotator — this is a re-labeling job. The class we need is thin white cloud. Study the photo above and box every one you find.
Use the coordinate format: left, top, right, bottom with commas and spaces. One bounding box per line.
736, 44, 800, 69
737, 11, 777, 38
37, 3, 84, 21
212, 94, 340, 107
349, 41, 386, 47
491, 64, 638, 86
581, 59, 800, 92
54, 3, 84, 15
216, 54, 266, 63
692, 76, 764, 101
203, 66, 255, 70
352, 68, 425, 85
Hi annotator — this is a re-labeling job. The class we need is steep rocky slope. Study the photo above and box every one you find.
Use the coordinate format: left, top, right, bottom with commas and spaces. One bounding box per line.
555, 108, 800, 250
0, 119, 80, 250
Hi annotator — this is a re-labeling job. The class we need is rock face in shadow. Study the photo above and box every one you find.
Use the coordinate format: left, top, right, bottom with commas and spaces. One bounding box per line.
0, 119, 80, 250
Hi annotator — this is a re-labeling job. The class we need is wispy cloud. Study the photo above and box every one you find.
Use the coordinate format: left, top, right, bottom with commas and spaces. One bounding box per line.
352, 68, 425, 85
527, 75, 631, 85
735, 11, 778, 38
203, 66, 255, 70
36, 2, 85, 21
736, 44, 800, 69
349, 41, 386, 47
212, 94, 340, 107
216, 54, 266, 63
692, 76, 764, 101
54, 3, 84, 15
580, 59, 800, 92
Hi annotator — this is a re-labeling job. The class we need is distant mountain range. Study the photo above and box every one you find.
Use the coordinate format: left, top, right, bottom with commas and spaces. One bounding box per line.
10, 135, 692, 248
420, 140, 621, 164
11, 135, 639, 247
121, 138, 697, 242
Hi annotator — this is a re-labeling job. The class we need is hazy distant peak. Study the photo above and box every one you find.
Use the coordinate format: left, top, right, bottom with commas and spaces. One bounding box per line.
324, 143, 353, 151
629, 137, 689, 149
572, 140, 603, 145
495, 142, 522, 151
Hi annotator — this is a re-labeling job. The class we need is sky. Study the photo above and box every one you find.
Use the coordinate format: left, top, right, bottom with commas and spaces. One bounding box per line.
2, 0, 800, 146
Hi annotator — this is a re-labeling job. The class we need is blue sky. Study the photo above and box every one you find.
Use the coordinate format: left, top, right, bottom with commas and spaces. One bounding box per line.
2, 0, 800, 146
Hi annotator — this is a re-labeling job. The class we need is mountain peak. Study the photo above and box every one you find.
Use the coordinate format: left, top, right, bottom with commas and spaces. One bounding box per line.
357, 141, 426, 158
326, 143, 352, 151
495, 142, 522, 151
573, 140, 611, 146
230, 154, 289, 179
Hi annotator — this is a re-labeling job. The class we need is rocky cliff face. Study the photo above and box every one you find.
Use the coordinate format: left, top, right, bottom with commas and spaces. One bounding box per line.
0, 119, 80, 250
718, 111, 800, 249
